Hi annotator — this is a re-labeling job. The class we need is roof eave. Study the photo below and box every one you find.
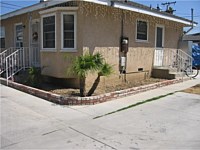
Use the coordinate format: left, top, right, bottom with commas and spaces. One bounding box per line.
0, 0, 67, 20
0, 0, 196, 26
113, 2, 195, 26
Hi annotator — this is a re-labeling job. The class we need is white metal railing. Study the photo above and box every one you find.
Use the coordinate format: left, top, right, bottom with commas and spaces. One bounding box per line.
155, 49, 193, 73
173, 49, 193, 73
0, 47, 17, 74
6, 48, 27, 84
1, 46, 40, 84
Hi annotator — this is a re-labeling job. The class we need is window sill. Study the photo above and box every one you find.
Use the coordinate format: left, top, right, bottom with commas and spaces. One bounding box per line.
41, 49, 57, 52
60, 49, 78, 53
135, 40, 149, 43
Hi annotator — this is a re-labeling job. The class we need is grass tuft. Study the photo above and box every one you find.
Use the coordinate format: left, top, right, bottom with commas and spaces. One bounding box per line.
93, 92, 175, 119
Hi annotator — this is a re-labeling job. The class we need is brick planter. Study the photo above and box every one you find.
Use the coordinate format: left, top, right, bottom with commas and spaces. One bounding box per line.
0, 77, 190, 105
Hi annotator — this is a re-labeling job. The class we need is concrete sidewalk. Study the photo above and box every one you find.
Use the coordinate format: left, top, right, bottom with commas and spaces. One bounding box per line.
1, 75, 200, 149
70, 75, 200, 118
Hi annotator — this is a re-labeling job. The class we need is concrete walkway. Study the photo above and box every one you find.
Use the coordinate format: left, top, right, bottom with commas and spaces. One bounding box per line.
1, 75, 200, 149
71, 76, 200, 117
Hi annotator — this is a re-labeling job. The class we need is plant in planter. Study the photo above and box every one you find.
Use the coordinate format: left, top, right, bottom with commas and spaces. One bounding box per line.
71, 52, 113, 97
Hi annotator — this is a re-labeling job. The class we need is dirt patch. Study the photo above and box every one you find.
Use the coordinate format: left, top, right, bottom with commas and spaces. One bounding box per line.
182, 84, 200, 95
13, 70, 166, 97
40, 78, 165, 96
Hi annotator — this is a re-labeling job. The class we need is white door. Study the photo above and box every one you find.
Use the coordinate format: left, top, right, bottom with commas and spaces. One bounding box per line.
154, 25, 164, 66
30, 19, 40, 67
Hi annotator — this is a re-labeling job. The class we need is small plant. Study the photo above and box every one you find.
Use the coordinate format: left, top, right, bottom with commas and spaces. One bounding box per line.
26, 67, 42, 88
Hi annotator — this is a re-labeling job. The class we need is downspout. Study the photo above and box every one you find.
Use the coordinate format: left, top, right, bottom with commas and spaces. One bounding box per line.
178, 8, 194, 52
184, 8, 194, 35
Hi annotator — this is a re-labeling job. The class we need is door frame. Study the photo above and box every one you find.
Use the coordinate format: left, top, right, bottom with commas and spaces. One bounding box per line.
154, 24, 165, 66
29, 18, 41, 67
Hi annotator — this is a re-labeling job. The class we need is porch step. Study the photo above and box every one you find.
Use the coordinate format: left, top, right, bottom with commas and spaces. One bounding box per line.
152, 67, 184, 79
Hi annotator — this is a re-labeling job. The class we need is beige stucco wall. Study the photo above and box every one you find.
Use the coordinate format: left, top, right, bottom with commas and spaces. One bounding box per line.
80, 2, 184, 91
0, 11, 40, 52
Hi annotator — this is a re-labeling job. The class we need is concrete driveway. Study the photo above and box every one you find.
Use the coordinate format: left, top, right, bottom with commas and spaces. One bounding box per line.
1, 77, 200, 149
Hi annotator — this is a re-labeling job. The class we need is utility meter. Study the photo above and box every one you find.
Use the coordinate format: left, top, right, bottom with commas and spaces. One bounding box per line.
121, 37, 129, 53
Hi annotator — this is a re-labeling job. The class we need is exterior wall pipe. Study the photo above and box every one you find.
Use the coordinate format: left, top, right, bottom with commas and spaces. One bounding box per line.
184, 8, 194, 35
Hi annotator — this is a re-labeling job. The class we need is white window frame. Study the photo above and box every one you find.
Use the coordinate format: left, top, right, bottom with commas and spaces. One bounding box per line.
136, 19, 149, 42
61, 12, 77, 52
41, 13, 56, 51
155, 24, 165, 48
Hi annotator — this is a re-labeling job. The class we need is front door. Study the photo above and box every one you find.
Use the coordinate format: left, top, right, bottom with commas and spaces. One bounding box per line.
154, 25, 164, 66
30, 19, 40, 67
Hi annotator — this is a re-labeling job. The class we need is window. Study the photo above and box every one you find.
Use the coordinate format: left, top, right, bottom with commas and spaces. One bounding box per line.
62, 12, 76, 50
42, 15, 55, 49
15, 24, 23, 47
0, 26, 5, 48
136, 20, 148, 41
156, 27, 163, 48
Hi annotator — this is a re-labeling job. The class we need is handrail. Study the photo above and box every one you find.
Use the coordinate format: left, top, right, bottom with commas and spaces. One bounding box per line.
5, 47, 30, 85
0, 47, 17, 74
1, 47, 40, 85
154, 48, 193, 74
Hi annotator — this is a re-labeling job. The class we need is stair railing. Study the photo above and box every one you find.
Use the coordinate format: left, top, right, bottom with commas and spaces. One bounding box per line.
162, 49, 193, 73
5, 47, 30, 84
0, 47, 17, 74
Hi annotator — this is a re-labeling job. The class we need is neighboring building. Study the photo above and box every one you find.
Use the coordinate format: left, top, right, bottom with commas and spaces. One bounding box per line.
0, 0, 197, 89
182, 33, 200, 43
181, 32, 200, 68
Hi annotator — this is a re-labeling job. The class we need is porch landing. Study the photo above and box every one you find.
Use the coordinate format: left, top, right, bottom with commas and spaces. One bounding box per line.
152, 67, 184, 80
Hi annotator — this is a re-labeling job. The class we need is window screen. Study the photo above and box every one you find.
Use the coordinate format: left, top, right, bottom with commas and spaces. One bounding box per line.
137, 20, 148, 41
43, 16, 55, 48
63, 14, 75, 48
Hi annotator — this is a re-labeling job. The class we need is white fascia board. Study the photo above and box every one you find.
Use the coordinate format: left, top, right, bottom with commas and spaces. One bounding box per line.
1, 0, 196, 27
1, 0, 66, 20
0, 0, 108, 20
114, 2, 195, 26
83, 0, 109, 5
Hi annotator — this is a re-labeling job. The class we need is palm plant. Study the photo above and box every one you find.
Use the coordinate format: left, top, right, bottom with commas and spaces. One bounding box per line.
87, 62, 113, 96
71, 53, 104, 97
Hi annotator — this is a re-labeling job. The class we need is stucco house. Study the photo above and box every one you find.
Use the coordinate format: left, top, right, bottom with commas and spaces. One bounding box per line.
0, 0, 197, 89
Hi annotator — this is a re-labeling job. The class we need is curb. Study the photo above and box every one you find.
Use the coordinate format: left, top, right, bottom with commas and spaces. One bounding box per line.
0, 77, 190, 105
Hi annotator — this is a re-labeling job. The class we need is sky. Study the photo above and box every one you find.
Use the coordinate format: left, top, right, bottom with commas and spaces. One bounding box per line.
0, 0, 200, 34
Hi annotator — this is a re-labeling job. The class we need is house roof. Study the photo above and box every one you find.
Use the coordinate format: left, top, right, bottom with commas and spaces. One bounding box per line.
0, 0, 197, 26
183, 33, 200, 42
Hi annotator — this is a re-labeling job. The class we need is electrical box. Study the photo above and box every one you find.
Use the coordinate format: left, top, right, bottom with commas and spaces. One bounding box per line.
121, 37, 129, 53
121, 56, 126, 67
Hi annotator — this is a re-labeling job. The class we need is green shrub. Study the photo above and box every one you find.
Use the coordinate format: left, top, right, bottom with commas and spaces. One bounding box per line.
26, 67, 42, 88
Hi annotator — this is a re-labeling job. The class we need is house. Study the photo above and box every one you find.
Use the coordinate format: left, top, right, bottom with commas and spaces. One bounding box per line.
0, 0, 197, 90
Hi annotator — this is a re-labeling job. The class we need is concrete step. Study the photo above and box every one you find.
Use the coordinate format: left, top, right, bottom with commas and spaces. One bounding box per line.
152, 67, 185, 79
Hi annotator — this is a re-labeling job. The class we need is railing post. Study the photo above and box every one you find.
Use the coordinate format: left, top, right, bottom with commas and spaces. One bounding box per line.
6, 57, 8, 85
23, 47, 25, 70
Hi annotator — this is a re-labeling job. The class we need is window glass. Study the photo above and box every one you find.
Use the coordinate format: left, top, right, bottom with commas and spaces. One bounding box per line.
63, 14, 75, 48
156, 27, 163, 48
0, 26, 5, 48
15, 24, 23, 47
43, 15, 55, 48
137, 20, 148, 41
